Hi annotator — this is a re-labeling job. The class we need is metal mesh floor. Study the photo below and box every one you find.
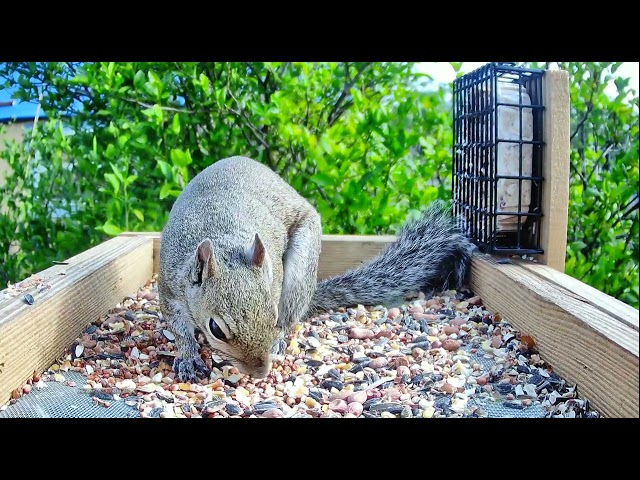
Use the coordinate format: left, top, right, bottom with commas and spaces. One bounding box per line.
466, 347, 546, 418
0, 347, 547, 419
0, 372, 140, 418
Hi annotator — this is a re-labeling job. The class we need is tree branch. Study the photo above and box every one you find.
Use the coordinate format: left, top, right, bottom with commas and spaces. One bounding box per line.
287, 141, 332, 207
570, 68, 600, 141
586, 143, 614, 185
226, 103, 271, 152
221, 89, 275, 169
329, 99, 354, 127
248, 63, 271, 92
327, 62, 371, 127
611, 193, 639, 231
123, 97, 208, 114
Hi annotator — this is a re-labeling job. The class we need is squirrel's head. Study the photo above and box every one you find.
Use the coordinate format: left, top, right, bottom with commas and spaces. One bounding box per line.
183, 234, 281, 379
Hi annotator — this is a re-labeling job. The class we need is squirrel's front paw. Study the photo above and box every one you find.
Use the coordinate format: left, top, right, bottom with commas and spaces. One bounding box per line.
173, 356, 211, 382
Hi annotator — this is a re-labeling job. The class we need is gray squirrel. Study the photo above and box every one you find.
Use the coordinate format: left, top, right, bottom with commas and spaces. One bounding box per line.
158, 156, 476, 382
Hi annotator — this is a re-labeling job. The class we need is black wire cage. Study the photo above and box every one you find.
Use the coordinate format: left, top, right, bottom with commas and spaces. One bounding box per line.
452, 62, 545, 255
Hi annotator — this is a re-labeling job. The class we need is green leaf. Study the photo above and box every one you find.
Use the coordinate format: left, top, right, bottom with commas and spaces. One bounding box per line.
179, 166, 190, 184
310, 172, 334, 187
170, 148, 192, 168
109, 162, 125, 182
102, 219, 123, 236
171, 114, 181, 135
319, 136, 333, 154
160, 183, 171, 200
124, 175, 138, 188
159, 183, 181, 200
614, 77, 630, 93
117, 134, 130, 149
215, 88, 225, 107
144, 83, 159, 98
105, 143, 116, 159
141, 104, 164, 123
141, 107, 155, 118
134, 70, 146, 90
199, 73, 210, 93
148, 70, 161, 86
70, 75, 89, 85
104, 173, 120, 193
157, 160, 174, 181
131, 208, 145, 222
145, 71, 162, 98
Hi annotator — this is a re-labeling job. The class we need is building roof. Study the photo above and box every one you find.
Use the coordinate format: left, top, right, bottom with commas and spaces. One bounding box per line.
0, 83, 48, 124
1, 64, 86, 124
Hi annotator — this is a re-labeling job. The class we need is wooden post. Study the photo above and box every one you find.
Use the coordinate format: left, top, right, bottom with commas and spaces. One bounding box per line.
538, 69, 571, 271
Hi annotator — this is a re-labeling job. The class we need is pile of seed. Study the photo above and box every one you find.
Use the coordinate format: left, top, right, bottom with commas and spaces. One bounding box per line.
2, 275, 599, 418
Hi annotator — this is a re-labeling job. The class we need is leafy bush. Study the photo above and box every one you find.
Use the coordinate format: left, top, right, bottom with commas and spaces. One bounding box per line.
0, 62, 637, 308
556, 62, 638, 308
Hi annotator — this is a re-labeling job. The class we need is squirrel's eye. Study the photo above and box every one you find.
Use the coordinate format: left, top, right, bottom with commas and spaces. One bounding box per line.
208, 318, 227, 341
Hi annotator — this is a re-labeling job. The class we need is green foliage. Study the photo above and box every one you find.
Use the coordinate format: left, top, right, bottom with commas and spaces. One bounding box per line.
0, 62, 637, 309
556, 62, 638, 308
0, 62, 452, 285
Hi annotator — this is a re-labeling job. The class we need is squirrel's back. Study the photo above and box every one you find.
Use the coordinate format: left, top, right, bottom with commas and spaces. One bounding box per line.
159, 156, 316, 294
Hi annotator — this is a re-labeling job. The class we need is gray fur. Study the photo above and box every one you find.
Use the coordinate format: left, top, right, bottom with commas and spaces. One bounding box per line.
158, 156, 320, 382
309, 200, 477, 314
158, 156, 476, 382
277, 214, 322, 332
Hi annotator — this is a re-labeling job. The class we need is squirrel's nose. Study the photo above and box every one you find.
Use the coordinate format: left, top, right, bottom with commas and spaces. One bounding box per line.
247, 359, 272, 380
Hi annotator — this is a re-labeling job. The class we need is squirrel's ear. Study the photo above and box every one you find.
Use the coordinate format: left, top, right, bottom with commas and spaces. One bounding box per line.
246, 233, 265, 268
192, 238, 216, 284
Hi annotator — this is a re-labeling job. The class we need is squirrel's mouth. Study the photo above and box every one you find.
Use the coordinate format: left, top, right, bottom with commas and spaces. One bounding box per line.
208, 348, 273, 380
197, 325, 275, 380
236, 358, 272, 380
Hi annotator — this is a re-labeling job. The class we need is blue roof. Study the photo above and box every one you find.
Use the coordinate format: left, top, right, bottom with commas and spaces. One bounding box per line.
1, 64, 86, 124
0, 83, 47, 123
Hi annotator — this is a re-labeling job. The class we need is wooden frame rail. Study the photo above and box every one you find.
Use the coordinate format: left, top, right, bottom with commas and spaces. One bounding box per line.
0, 232, 637, 418
0, 235, 154, 404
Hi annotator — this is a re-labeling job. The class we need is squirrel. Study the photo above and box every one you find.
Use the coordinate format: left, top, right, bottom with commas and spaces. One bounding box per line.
158, 156, 477, 382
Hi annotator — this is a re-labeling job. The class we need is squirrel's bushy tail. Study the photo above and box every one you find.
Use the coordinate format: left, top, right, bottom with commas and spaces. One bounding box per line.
310, 200, 478, 313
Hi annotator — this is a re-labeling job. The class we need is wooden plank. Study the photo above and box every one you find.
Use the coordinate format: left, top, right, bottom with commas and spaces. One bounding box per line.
317, 235, 395, 280
0, 236, 154, 404
539, 69, 571, 271
515, 259, 639, 332
119, 232, 397, 280
119, 230, 636, 326
120, 232, 161, 274
470, 253, 639, 418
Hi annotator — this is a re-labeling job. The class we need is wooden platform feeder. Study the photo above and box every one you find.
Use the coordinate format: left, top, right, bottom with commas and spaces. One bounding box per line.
0, 67, 637, 418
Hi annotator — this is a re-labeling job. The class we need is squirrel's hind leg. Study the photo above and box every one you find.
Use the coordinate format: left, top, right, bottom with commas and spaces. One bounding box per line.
275, 212, 322, 347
